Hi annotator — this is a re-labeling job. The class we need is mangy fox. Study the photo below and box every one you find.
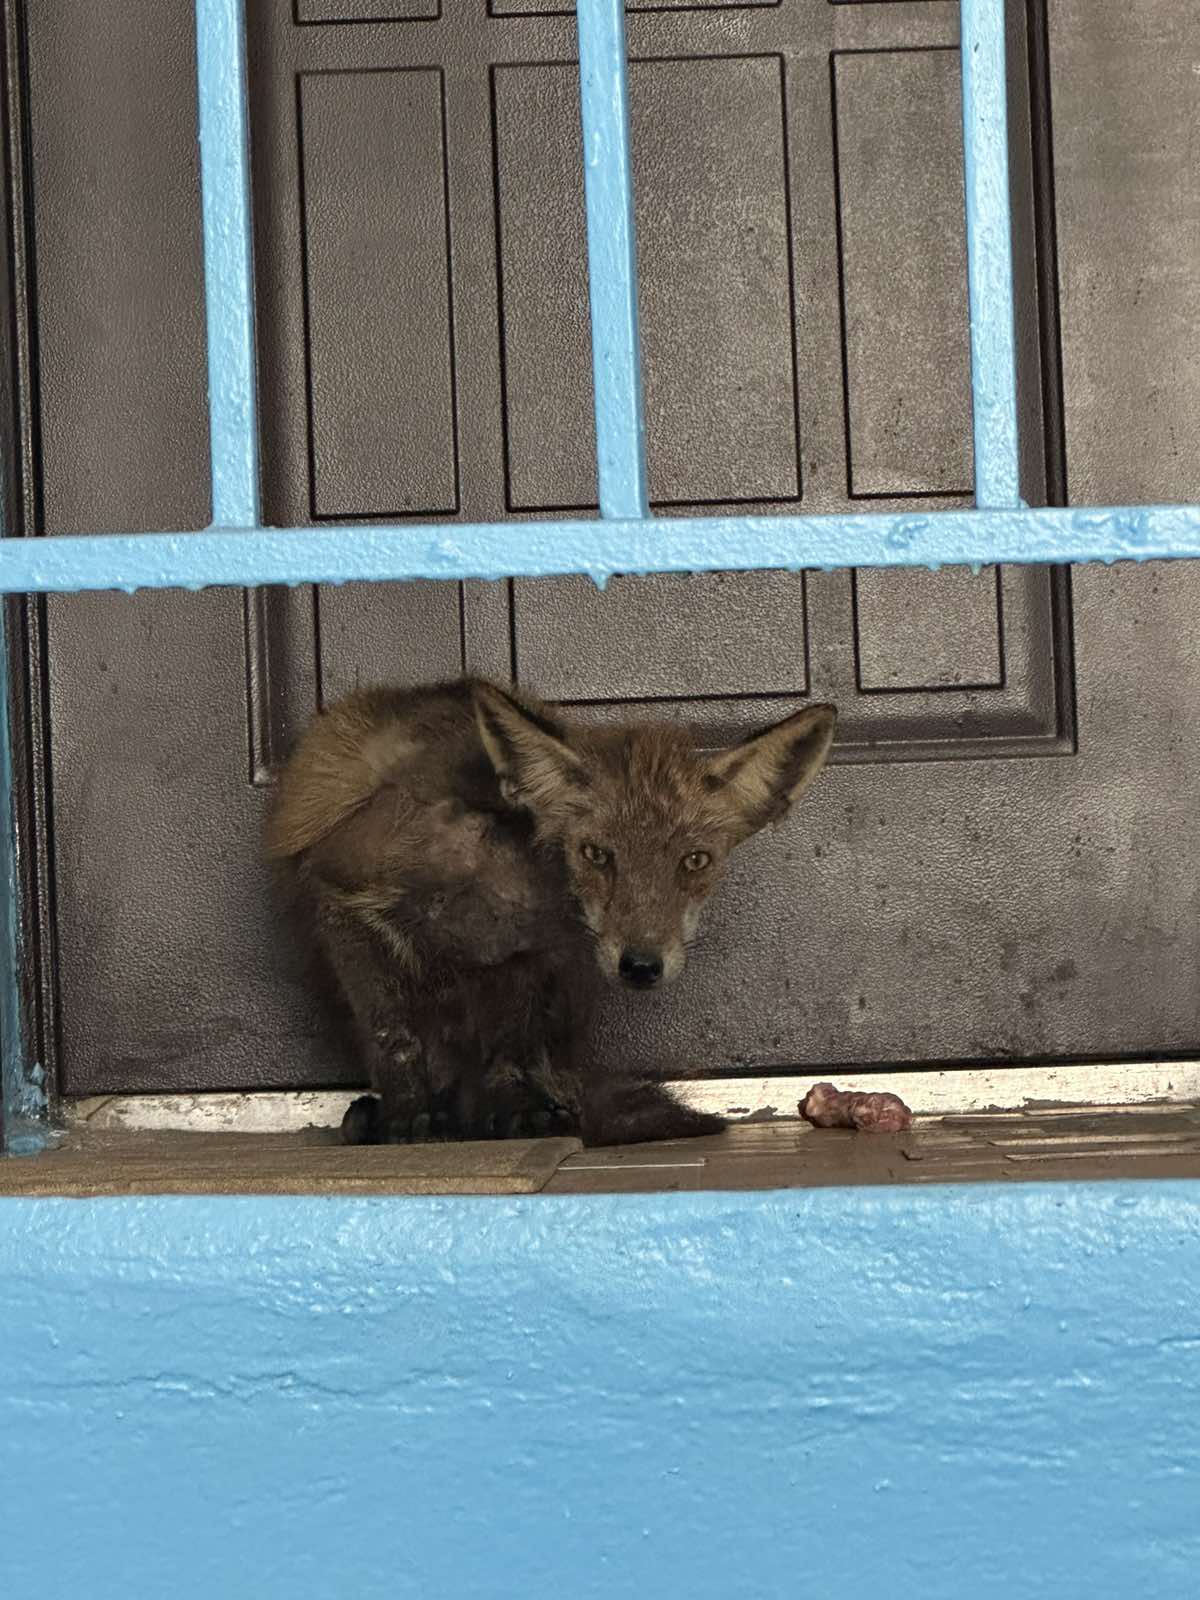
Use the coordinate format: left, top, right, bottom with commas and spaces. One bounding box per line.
266, 677, 836, 1147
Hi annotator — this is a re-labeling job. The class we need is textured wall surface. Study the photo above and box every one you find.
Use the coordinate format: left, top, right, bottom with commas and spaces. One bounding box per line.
2, 1182, 1198, 1598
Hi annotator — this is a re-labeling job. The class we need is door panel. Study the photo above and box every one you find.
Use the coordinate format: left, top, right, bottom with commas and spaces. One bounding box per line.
20, 0, 1200, 1092
517, 572, 810, 705
298, 67, 459, 519
494, 54, 802, 511
1051, 2, 1200, 504
834, 47, 974, 499
854, 569, 1001, 691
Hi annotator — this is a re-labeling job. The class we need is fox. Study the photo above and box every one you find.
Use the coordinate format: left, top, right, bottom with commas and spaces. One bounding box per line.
265, 677, 837, 1148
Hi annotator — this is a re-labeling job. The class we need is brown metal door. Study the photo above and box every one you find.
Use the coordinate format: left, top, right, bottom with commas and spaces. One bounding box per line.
20, 0, 1200, 1092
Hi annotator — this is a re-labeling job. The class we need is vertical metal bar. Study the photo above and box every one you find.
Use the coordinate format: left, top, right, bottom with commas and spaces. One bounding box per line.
960, 0, 1022, 509
196, 0, 283, 792
196, 0, 261, 528
577, 0, 650, 521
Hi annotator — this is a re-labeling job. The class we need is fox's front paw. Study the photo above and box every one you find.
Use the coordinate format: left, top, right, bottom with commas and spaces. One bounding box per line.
658, 1105, 727, 1141
457, 1089, 581, 1141
451, 1056, 583, 1141
340, 1093, 449, 1145
341, 1094, 383, 1145
582, 1078, 728, 1148
522, 1100, 582, 1139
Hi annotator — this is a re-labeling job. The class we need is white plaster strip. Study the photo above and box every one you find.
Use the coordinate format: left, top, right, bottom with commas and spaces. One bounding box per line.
67, 1059, 1200, 1135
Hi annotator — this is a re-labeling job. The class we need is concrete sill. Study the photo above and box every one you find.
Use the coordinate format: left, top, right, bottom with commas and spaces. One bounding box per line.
1, 1105, 1199, 1196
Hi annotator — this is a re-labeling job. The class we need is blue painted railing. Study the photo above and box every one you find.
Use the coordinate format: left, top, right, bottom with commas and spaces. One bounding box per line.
2, 0, 1199, 1148
3, 0, 1200, 596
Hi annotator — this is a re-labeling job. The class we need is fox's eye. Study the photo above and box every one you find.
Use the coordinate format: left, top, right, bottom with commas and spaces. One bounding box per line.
682, 850, 712, 873
581, 842, 610, 867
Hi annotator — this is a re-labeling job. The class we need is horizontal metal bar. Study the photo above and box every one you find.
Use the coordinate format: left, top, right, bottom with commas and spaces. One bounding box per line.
960, 0, 1022, 509
195, 0, 261, 529
0, 506, 1196, 595
577, 0, 649, 520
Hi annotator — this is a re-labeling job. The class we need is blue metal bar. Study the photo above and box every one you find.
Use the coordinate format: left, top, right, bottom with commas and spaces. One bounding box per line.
960, 0, 1022, 509
0, 506, 1194, 596
576, 0, 650, 520
195, 0, 261, 529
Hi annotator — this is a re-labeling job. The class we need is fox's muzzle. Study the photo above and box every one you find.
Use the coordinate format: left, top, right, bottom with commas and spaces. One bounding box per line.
618, 948, 664, 990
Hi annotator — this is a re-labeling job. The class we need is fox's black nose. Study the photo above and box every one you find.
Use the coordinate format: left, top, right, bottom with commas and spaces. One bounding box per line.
619, 950, 663, 989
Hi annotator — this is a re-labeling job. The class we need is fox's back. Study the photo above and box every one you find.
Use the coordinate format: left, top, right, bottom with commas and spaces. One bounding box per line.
266, 680, 575, 966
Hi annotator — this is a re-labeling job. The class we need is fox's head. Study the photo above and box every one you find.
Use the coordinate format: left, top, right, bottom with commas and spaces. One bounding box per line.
474, 683, 837, 990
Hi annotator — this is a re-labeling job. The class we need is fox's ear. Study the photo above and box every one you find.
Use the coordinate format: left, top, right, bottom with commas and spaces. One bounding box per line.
473, 682, 588, 813
703, 703, 836, 838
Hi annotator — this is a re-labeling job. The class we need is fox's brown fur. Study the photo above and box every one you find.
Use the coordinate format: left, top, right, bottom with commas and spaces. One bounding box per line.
266, 677, 836, 1147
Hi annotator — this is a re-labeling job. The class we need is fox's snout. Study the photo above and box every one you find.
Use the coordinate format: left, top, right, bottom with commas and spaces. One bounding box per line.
595, 936, 686, 990
618, 948, 665, 990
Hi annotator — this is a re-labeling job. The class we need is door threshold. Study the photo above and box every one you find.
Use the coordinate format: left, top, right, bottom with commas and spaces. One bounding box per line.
5, 1109, 1200, 1197
66, 1058, 1200, 1137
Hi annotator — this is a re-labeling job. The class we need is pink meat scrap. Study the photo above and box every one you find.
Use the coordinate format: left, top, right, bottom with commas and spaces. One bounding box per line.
799, 1082, 913, 1132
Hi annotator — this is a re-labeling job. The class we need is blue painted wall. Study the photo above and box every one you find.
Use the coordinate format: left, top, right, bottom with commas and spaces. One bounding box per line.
2, 1182, 1197, 1598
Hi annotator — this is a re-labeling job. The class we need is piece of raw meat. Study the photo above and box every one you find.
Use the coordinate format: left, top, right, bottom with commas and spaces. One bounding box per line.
799, 1082, 913, 1132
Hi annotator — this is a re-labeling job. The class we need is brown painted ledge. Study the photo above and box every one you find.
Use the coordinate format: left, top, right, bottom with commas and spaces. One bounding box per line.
0, 1126, 582, 1197
1, 1106, 1199, 1197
